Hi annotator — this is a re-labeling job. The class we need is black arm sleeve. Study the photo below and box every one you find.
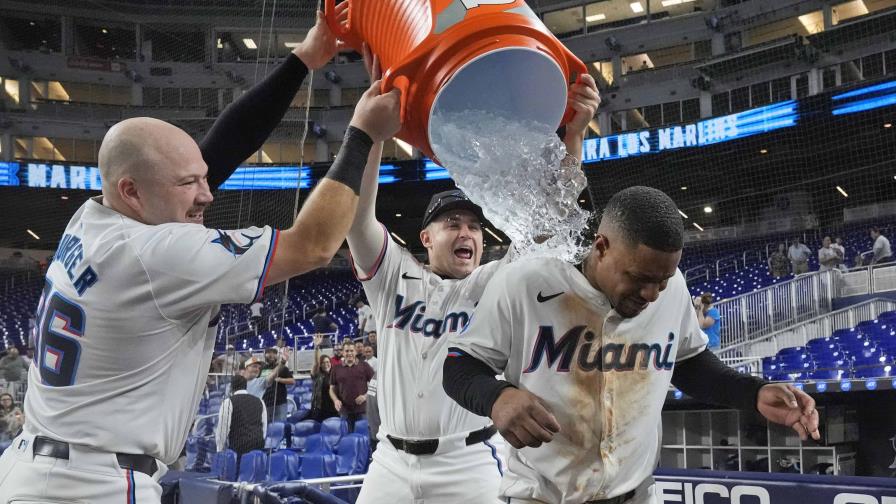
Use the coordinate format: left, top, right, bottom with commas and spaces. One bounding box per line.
443, 348, 516, 418
671, 349, 769, 412
322, 126, 372, 195
201, 53, 309, 191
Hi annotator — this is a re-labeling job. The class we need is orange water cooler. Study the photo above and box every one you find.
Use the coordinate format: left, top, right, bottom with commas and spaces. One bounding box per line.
325, 0, 587, 165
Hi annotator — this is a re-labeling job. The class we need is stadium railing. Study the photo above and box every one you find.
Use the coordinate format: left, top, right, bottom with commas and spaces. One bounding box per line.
718, 297, 896, 370
836, 263, 896, 297
716, 270, 837, 349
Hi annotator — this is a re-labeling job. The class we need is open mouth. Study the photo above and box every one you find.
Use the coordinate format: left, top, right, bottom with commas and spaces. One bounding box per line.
186, 211, 204, 223
454, 246, 473, 260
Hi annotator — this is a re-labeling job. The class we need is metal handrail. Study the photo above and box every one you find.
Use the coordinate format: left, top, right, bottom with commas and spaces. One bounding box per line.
742, 250, 764, 267
715, 256, 739, 277
718, 298, 895, 360
684, 264, 710, 284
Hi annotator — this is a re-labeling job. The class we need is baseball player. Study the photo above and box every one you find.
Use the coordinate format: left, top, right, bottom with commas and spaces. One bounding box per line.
346, 47, 600, 503
0, 19, 401, 504
444, 186, 820, 504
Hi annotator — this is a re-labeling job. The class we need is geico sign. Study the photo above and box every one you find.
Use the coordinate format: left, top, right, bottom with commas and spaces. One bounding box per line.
657, 482, 770, 503
657, 482, 896, 504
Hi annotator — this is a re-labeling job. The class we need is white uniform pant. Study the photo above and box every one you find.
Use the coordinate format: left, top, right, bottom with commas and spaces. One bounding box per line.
357, 430, 506, 504
0, 431, 167, 504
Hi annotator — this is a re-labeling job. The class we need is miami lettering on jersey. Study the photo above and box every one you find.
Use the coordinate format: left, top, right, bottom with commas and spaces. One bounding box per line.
523, 325, 676, 373
54, 233, 98, 296
387, 294, 471, 339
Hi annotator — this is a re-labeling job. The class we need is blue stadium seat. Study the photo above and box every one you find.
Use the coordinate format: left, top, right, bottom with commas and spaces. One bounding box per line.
336, 434, 370, 475
265, 422, 288, 450
304, 433, 335, 454
211, 449, 238, 482
269, 450, 301, 482
806, 337, 838, 354
238, 450, 268, 483
353, 419, 369, 437
300, 453, 337, 478
321, 417, 348, 447
293, 419, 321, 437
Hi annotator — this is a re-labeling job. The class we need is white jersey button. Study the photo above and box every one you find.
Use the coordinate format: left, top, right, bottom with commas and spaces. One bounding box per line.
421, 351, 428, 359
417, 392, 424, 398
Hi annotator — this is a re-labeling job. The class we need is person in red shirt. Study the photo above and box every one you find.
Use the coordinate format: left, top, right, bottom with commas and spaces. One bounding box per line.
329, 340, 374, 432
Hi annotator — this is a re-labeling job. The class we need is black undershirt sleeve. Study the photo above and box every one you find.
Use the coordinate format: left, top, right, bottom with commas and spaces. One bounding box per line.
201, 53, 310, 191
671, 348, 770, 412
443, 348, 516, 418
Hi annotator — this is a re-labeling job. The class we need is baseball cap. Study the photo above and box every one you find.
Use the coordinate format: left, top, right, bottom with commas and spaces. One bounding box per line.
244, 356, 263, 368
421, 189, 485, 229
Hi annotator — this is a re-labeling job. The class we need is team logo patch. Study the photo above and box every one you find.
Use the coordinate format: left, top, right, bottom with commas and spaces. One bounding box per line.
17, 439, 28, 452
212, 230, 263, 257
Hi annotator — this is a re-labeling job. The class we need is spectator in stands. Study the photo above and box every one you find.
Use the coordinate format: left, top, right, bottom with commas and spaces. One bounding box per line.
274, 337, 289, 364
250, 301, 266, 333
0, 348, 28, 390
0, 393, 23, 442
832, 237, 847, 271
261, 347, 295, 422
768, 243, 789, 278
2, 251, 38, 272
871, 227, 893, 265
331, 345, 344, 366
355, 298, 375, 338
788, 238, 811, 275
21, 348, 33, 368
312, 308, 336, 348
329, 340, 374, 432
241, 356, 268, 398
301, 335, 339, 423
213, 344, 244, 374
364, 345, 379, 452
694, 292, 722, 350
363, 330, 378, 356
818, 236, 840, 272
354, 341, 365, 361
215, 375, 267, 459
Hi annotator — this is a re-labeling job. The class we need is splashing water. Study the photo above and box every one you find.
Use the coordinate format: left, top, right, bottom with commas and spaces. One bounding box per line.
430, 111, 593, 263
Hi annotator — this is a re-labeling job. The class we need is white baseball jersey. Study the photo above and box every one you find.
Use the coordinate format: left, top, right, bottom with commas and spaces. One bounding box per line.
25, 197, 278, 464
449, 257, 707, 504
351, 226, 511, 439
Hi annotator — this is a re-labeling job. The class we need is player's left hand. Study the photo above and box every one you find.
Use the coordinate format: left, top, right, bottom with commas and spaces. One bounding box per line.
293, 10, 348, 70
565, 74, 600, 139
354, 394, 367, 405
756, 384, 820, 441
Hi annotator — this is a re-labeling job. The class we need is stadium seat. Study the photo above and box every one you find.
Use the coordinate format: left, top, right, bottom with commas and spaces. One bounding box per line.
304, 433, 335, 453
336, 433, 370, 475
293, 419, 321, 437
353, 418, 369, 437
300, 453, 337, 478
238, 450, 268, 483
269, 450, 301, 481
321, 417, 348, 447
211, 449, 238, 482
265, 422, 288, 450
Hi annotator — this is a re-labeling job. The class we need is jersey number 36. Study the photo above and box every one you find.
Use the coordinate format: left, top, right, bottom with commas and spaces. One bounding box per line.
33, 279, 85, 387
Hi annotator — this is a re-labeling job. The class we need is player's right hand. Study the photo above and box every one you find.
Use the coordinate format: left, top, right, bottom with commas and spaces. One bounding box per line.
350, 80, 402, 143
491, 387, 561, 449
334, 398, 343, 412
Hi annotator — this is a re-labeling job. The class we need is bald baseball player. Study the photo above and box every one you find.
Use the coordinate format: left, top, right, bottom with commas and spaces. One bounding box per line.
444, 186, 820, 504
0, 19, 402, 504
346, 46, 600, 503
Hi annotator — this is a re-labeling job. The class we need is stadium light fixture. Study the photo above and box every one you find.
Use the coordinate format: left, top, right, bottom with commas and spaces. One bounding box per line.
585, 13, 606, 22
485, 227, 503, 243
630, 2, 644, 13
101, 28, 108, 34
29, 21, 35, 26
217, 38, 223, 49
836, 186, 849, 198
395, 213, 402, 217
703, 206, 712, 213
885, 123, 892, 128
692, 223, 704, 231
242, 38, 258, 49
390, 232, 407, 245
681, 186, 687, 190
26, 229, 40, 240
678, 209, 689, 219
760, 148, 768, 154
60, 195, 69, 200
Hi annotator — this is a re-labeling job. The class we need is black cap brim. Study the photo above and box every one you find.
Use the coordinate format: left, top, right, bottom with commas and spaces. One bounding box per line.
421, 200, 486, 229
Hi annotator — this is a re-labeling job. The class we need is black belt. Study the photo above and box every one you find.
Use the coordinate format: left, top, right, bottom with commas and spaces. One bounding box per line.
32, 436, 158, 477
388, 425, 497, 456
585, 490, 635, 504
